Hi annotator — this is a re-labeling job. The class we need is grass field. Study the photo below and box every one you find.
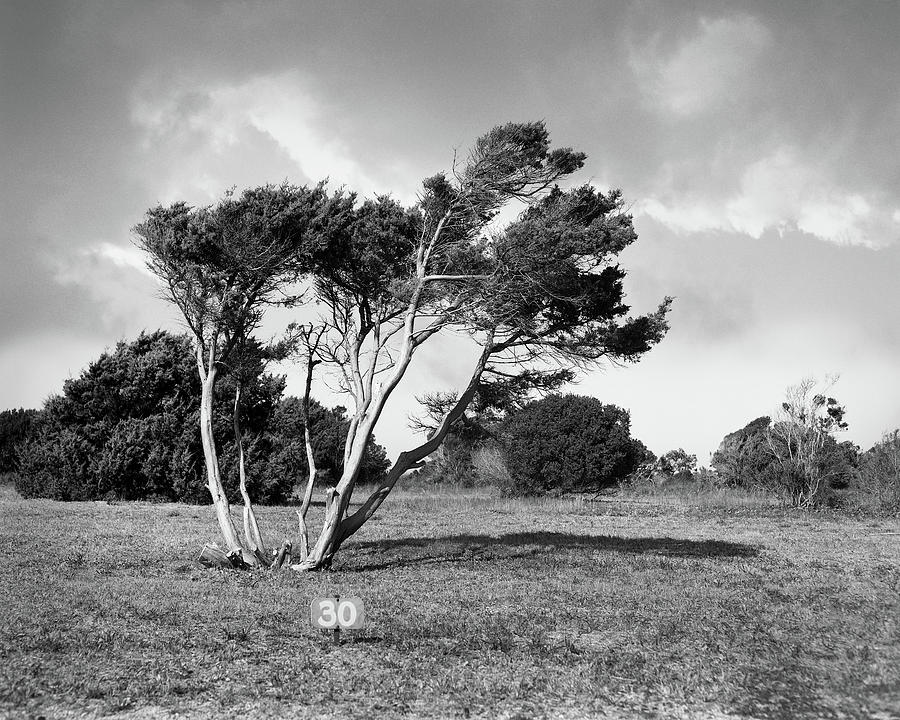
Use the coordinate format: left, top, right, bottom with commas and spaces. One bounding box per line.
1, 483, 898, 719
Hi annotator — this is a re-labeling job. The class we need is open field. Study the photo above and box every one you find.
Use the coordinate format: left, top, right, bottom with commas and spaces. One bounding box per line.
1, 483, 898, 720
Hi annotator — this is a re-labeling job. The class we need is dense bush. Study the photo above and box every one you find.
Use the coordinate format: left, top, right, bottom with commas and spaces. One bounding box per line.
498, 394, 651, 496
853, 431, 900, 515
711, 415, 857, 506
14, 330, 388, 503
711, 416, 781, 489
252, 398, 389, 503
0, 408, 37, 472
16, 332, 204, 501
408, 388, 504, 487
413, 437, 507, 488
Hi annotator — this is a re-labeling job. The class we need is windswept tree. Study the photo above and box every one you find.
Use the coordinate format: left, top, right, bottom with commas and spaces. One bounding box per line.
134, 122, 670, 572
293, 122, 671, 569
134, 184, 334, 565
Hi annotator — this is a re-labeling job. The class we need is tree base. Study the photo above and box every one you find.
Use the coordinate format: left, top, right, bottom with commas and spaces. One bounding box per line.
198, 543, 250, 569
197, 541, 292, 571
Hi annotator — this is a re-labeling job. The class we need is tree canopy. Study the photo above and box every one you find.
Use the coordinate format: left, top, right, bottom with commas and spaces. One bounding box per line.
133, 120, 671, 570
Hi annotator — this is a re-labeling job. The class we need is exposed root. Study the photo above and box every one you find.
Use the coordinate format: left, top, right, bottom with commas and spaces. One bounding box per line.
271, 541, 292, 570
198, 543, 251, 570
198, 541, 293, 571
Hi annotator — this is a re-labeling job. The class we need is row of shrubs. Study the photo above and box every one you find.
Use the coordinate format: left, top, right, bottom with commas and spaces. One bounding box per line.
0, 331, 388, 503
2, 332, 898, 515
414, 391, 900, 515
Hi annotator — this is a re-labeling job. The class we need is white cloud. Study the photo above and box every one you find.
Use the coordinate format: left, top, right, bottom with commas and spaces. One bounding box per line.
130, 71, 387, 203
637, 147, 898, 247
94, 242, 153, 276
632, 14, 771, 116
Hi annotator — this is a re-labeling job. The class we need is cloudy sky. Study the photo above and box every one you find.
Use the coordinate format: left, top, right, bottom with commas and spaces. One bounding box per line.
2, 0, 899, 463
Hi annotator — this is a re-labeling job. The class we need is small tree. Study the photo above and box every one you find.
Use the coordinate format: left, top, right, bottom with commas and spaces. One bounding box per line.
766, 376, 849, 508
656, 449, 698, 479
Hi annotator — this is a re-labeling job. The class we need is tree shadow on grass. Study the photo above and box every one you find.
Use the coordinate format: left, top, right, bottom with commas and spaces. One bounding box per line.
341, 531, 758, 572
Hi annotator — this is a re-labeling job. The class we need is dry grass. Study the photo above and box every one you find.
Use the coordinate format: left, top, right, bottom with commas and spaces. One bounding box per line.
2, 485, 899, 719
617, 478, 784, 512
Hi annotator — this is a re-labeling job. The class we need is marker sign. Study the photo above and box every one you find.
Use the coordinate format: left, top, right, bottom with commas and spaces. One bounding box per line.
310, 596, 365, 630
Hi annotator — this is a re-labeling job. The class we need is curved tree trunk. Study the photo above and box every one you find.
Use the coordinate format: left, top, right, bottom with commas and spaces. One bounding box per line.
196, 344, 256, 565
294, 408, 317, 560
293, 336, 494, 570
234, 383, 267, 562
199, 368, 241, 551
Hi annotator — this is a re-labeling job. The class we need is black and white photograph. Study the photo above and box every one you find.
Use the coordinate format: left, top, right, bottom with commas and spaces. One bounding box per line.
1, 1, 898, 718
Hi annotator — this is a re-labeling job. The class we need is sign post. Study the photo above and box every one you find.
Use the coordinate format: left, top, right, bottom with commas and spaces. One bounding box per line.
310, 595, 365, 644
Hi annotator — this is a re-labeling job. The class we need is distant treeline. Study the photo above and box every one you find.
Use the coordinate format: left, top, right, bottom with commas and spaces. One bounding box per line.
710, 413, 899, 513
415, 381, 900, 514
2, 334, 897, 515
0, 331, 388, 503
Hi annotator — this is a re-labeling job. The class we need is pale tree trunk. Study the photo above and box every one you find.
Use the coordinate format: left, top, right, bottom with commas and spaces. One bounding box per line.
195, 344, 256, 566
286, 346, 320, 561
300, 419, 317, 516
295, 353, 411, 569
298, 366, 407, 569
294, 421, 317, 559
293, 336, 494, 570
292, 212, 458, 570
198, 365, 240, 550
233, 383, 268, 563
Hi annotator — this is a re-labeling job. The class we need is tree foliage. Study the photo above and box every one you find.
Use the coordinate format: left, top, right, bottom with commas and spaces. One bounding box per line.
498, 394, 652, 496
13, 331, 387, 503
131, 120, 670, 570
711, 416, 780, 489
0, 408, 37, 473
134, 184, 331, 360
854, 430, 900, 514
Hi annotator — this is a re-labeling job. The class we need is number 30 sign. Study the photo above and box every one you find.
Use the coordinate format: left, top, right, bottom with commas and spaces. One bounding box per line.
310, 596, 365, 630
